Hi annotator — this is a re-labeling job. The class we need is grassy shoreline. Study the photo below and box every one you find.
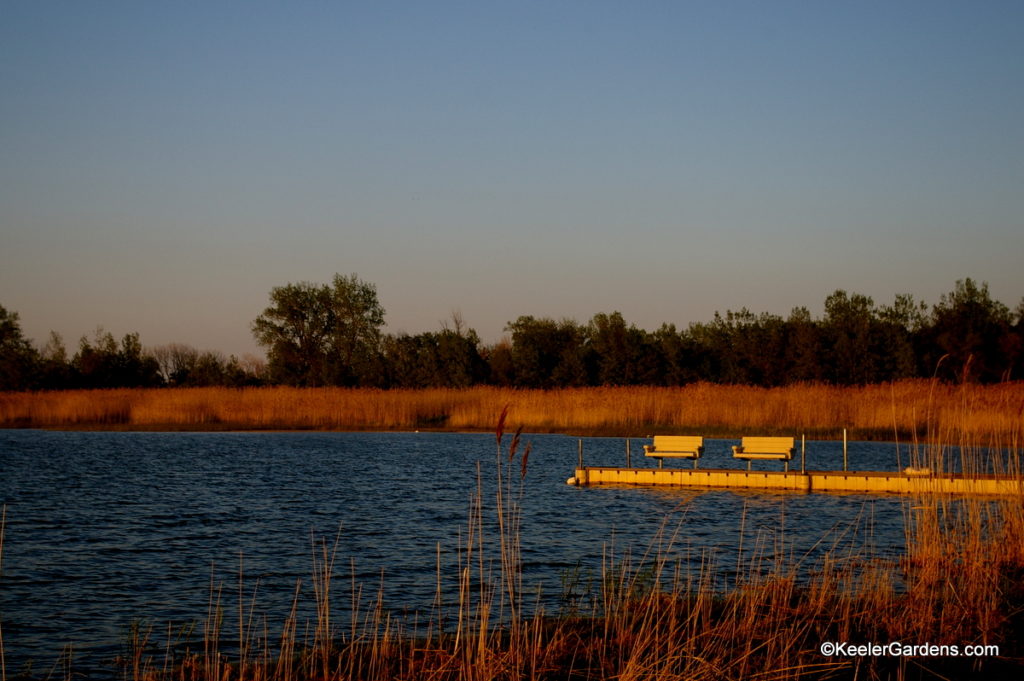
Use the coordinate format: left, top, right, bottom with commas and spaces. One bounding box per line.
31, 422, 901, 441
2, 381, 1023, 441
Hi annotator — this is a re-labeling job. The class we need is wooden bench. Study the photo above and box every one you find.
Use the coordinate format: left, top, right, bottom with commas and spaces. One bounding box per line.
644, 435, 705, 469
732, 436, 795, 471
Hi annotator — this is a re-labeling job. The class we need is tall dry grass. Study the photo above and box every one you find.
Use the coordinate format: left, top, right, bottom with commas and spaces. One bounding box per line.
2, 380, 1023, 440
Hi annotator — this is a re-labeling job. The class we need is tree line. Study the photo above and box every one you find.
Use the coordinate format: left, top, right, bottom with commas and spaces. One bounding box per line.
2, 275, 1022, 392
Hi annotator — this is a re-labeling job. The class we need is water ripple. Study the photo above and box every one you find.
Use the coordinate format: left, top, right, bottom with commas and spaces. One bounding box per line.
1, 430, 910, 676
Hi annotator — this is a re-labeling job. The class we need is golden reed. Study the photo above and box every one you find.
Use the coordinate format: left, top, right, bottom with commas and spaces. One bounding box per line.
1, 380, 1022, 440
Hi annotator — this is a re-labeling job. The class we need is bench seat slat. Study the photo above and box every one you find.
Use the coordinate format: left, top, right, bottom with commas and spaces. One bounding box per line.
732, 436, 794, 461
644, 436, 705, 467
644, 436, 704, 457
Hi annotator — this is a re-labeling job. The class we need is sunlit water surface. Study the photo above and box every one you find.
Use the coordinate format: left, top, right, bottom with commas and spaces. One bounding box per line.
1, 430, 916, 676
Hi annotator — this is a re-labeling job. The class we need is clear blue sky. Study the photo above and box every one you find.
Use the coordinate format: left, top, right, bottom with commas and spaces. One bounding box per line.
2, 1, 1022, 358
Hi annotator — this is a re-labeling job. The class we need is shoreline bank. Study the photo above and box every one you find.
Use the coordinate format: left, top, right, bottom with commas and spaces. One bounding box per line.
2, 381, 1021, 442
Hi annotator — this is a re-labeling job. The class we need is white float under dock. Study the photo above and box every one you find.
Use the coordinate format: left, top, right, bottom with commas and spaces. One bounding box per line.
568, 466, 1024, 496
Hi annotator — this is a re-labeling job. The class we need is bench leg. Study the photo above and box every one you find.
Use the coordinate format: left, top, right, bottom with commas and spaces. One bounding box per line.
693, 458, 698, 470
658, 458, 663, 469
747, 460, 752, 472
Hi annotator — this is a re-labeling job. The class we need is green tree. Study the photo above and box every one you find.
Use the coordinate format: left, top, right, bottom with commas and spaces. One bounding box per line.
874, 294, 925, 381
822, 291, 876, 384
926, 278, 1013, 382
73, 329, 161, 388
252, 282, 333, 385
649, 323, 689, 386
683, 318, 727, 383
191, 351, 232, 386
252, 274, 385, 386
116, 332, 162, 387
483, 339, 515, 386
74, 329, 119, 387
381, 333, 426, 388
434, 322, 488, 388
323, 273, 386, 386
505, 316, 588, 388
381, 325, 487, 389
38, 331, 73, 389
0, 304, 40, 390
782, 307, 822, 383
587, 311, 656, 385
732, 309, 787, 386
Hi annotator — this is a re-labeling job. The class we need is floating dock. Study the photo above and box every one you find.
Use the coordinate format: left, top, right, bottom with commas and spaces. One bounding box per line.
568, 467, 1024, 497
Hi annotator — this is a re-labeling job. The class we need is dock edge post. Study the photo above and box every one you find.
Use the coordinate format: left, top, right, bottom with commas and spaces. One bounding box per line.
843, 428, 848, 471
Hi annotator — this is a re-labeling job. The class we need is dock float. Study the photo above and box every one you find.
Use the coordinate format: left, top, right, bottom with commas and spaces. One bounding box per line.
568, 467, 1024, 497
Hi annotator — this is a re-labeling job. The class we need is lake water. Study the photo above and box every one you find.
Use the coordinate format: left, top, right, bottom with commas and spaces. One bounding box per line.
1, 430, 915, 677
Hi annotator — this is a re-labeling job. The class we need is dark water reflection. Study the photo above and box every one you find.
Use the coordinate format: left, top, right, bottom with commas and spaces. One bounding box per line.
1, 430, 913, 676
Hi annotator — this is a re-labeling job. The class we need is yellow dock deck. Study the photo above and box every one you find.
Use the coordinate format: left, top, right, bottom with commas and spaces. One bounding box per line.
569, 467, 1024, 496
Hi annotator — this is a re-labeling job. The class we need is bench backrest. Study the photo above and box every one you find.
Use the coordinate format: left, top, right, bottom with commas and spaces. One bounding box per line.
652, 435, 704, 451
739, 436, 794, 453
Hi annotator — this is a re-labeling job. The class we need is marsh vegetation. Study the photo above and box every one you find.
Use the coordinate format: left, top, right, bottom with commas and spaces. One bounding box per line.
2, 381, 1023, 443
